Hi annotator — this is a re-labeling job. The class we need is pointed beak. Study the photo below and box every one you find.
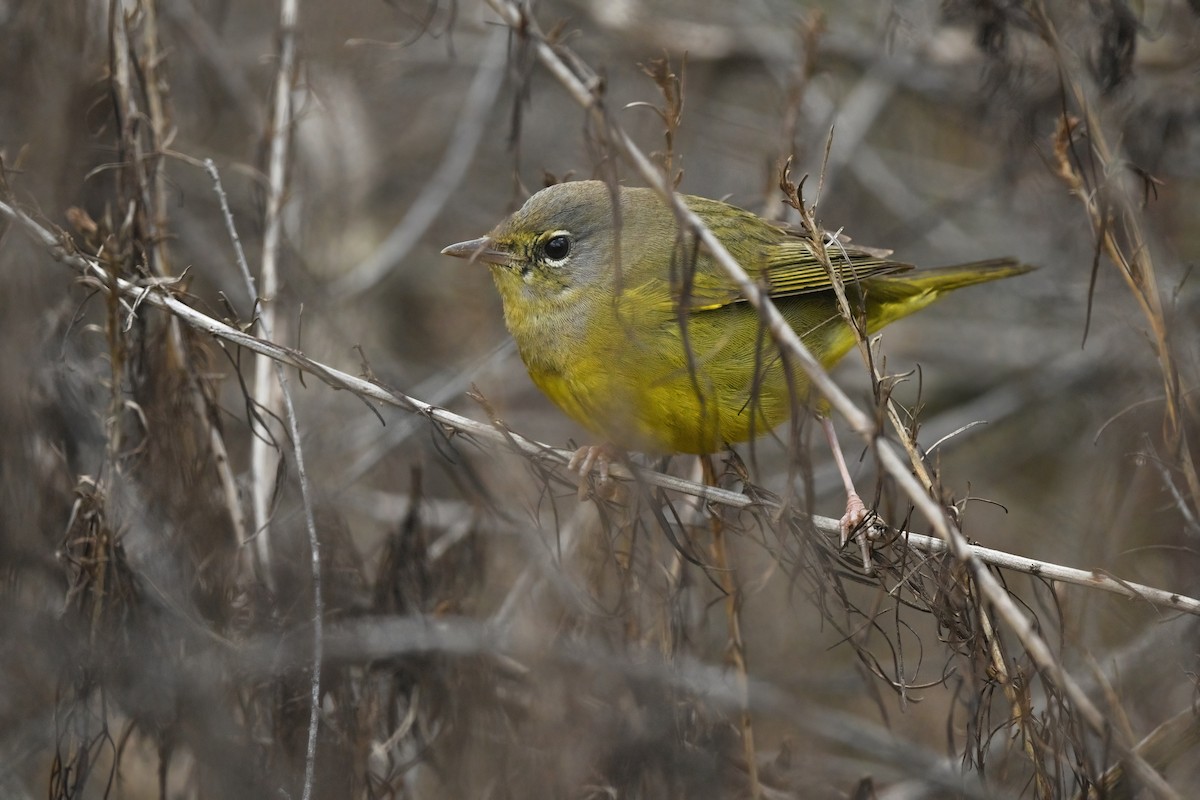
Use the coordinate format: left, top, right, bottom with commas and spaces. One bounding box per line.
440, 236, 514, 267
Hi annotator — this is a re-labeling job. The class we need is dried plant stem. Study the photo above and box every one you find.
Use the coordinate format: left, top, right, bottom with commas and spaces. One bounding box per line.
200, 0, 321, 794
201, 158, 257, 561
1036, 3, 1200, 514
203, 153, 323, 800
700, 455, 759, 799
977, 597, 1054, 799
659, 537, 686, 657
110, 3, 162, 276
251, 0, 299, 580
878, 444, 1179, 799
790, 154, 1056, 792
797, 154, 1050, 792
256, 2, 324, 797
139, 0, 169, 277
761, 12, 823, 219
785, 156, 936, 497
110, 2, 250, 559
280, 342, 323, 800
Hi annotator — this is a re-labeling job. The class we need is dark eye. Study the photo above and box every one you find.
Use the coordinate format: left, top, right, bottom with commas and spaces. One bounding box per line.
542, 235, 571, 261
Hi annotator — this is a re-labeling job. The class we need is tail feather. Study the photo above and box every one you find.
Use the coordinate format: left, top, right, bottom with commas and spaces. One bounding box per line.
862, 257, 1034, 332
893, 258, 1035, 292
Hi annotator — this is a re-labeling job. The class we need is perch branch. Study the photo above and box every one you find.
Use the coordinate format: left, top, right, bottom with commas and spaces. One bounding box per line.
4, 196, 1197, 625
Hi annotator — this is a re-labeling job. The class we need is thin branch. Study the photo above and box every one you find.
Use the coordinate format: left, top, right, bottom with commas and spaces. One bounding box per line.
251, 0, 300, 582
1036, 2, 1200, 514
877, 441, 1180, 798
700, 455, 759, 799
111, 1, 251, 570
279, 337, 323, 800
261, 2, 322, 796
203, 152, 323, 800
219, 0, 322, 795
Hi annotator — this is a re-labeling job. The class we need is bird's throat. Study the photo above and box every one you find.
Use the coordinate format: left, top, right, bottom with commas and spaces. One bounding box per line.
493, 273, 593, 374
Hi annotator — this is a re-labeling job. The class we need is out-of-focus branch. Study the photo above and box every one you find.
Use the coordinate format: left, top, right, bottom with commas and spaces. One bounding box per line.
253, 613, 994, 798
251, 0, 300, 581
1036, 3, 1200, 516
204, 152, 323, 800
252, 3, 324, 799
109, 1, 250, 561
161, 0, 266, 130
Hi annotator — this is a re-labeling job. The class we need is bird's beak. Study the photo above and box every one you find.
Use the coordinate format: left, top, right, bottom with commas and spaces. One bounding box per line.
441, 236, 514, 267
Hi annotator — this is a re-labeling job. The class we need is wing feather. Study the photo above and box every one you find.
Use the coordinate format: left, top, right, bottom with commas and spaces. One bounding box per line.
624, 193, 912, 315
640, 231, 912, 313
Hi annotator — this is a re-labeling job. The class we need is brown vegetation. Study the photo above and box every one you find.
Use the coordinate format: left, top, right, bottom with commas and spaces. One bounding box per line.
1, 1, 1199, 798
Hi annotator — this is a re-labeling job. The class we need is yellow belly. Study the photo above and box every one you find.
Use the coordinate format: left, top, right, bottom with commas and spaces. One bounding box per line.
528, 362, 779, 454
522, 301, 855, 454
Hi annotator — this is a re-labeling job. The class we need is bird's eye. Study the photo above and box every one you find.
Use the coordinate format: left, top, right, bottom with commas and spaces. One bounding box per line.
542, 234, 571, 261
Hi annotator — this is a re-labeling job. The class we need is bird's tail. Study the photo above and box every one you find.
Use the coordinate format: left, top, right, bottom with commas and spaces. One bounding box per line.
862, 257, 1035, 333
896, 258, 1036, 293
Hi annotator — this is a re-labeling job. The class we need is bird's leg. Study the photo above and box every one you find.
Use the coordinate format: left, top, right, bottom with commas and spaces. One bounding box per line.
822, 416, 873, 572
568, 443, 620, 499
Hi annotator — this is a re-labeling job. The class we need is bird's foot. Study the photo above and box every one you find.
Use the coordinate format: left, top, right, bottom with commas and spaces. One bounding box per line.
839, 492, 868, 547
568, 443, 621, 500
840, 492, 884, 574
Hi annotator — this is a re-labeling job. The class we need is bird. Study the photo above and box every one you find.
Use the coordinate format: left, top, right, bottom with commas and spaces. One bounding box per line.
442, 180, 1032, 545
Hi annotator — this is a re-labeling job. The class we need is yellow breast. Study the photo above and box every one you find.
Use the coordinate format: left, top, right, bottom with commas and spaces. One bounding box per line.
517, 297, 843, 455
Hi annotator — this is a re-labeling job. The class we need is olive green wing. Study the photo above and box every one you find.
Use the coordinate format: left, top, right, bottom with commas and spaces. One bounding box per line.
756, 235, 911, 300
621, 193, 912, 314
648, 227, 912, 314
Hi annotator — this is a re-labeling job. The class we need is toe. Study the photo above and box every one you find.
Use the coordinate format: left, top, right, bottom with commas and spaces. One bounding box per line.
839, 492, 868, 546
569, 444, 620, 500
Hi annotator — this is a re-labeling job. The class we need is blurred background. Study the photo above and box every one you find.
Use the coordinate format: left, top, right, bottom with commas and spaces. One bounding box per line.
1, 0, 1199, 797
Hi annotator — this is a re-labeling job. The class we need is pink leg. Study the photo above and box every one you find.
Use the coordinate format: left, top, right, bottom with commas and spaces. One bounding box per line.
822, 416, 872, 571
568, 443, 618, 499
